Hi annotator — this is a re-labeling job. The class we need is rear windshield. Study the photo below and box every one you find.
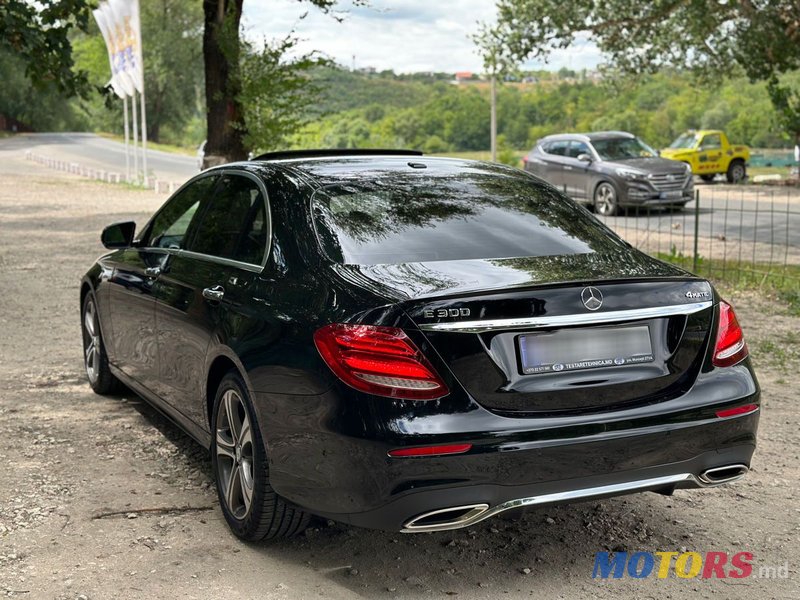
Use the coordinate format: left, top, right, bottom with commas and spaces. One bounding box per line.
311, 173, 627, 265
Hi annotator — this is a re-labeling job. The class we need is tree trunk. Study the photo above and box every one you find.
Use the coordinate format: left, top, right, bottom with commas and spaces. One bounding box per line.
203, 0, 246, 168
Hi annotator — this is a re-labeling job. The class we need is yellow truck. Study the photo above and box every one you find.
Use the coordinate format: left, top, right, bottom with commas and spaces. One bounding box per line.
661, 130, 749, 183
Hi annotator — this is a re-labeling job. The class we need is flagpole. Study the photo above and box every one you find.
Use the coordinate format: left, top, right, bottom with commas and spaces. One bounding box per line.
131, 90, 139, 182
140, 89, 148, 187
123, 95, 131, 181
133, 0, 147, 186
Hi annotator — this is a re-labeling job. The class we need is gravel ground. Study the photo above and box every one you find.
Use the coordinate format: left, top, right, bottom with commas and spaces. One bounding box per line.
1, 147, 798, 599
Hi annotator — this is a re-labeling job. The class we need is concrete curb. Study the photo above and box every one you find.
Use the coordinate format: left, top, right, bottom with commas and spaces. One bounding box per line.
24, 150, 182, 194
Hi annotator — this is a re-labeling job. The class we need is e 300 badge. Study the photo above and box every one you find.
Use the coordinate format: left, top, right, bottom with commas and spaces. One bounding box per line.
423, 308, 471, 319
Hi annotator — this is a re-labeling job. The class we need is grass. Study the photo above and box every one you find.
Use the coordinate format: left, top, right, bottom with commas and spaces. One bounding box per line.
654, 250, 800, 313
747, 165, 790, 178
750, 331, 800, 371
97, 132, 196, 156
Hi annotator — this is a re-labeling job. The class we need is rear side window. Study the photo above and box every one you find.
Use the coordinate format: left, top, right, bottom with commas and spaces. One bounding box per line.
542, 140, 569, 156
188, 174, 269, 265
312, 172, 627, 265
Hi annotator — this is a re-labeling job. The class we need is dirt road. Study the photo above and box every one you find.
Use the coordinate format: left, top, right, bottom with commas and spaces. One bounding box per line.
1, 148, 798, 599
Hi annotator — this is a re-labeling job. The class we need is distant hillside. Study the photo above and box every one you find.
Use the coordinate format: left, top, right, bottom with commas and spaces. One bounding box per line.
292, 67, 796, 154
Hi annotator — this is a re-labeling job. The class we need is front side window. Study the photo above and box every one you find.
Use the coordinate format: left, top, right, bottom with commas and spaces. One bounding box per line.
566, 141, 591, 159
188, 174, 269, 265
144, 176, 217, 249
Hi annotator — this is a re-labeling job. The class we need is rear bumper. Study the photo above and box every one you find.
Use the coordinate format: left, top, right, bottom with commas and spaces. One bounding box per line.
253, 364, 759, 532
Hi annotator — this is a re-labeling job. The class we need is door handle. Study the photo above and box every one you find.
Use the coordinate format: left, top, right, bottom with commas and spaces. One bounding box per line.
144, 266, 162, 277
202, 285, 225, 301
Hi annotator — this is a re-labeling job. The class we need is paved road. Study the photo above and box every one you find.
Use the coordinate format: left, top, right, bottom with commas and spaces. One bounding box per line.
3, 131, 198, 183
5, 132, 798, 260
591, 185, 800, 262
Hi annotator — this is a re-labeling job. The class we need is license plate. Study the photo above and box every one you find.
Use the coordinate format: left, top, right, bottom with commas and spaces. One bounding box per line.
519, 326, 654, 375
660, 190, 683, 199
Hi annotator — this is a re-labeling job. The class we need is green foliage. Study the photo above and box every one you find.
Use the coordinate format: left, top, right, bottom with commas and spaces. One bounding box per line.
0, 0, 92, 98
0, 48, 88, 131
291, 68, 790, 154
490, 0, 800, 141
238, 34, 330, 153
70, 0, 205, 146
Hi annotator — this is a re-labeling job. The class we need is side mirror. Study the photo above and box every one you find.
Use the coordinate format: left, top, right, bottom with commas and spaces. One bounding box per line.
577, 153, 593, 163
101, 221, 136, 249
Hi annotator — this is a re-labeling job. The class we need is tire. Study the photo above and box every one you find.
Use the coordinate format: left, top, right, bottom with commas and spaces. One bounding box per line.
700, 174, 715, 182
81, 292, 121, 395
594, 181, 619, 216
211, 372, 310, 542
726, 160, 746, 184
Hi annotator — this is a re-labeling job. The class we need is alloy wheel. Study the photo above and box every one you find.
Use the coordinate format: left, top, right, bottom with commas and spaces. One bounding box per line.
83, 298, 100, 385
215, 389, 255, 520
595, 183, 617, 216
731, 163, 745, 183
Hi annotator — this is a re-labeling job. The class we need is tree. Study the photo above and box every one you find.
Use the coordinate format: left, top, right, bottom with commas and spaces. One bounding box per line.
0, 0, 92, 98
489, 0, 800, 144
239, 34, 330, 153
141, 0, 205, 143
201, 0, 365, 167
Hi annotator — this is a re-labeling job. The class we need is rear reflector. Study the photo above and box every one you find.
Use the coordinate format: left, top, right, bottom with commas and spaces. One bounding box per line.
716, 403, 759, 419
712, 301, 749, 368
314, 323, 448, 400
388, 443, 472, 457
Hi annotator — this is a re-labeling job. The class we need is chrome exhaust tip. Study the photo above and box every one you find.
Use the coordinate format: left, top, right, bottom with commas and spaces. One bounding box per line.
402, 504, 489, 533
698, 464, 749, 485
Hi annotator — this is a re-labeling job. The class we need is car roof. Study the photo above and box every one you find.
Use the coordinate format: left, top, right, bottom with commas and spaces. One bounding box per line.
243, 152, 526, 188
540, 131, 636, 143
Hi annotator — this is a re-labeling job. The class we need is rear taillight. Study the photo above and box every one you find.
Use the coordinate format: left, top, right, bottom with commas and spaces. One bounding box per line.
314, 324, 449, 400
712, 301, 748, 368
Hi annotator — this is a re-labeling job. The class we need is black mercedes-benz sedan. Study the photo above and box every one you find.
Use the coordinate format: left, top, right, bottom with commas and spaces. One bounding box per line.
80, 150, 759, 541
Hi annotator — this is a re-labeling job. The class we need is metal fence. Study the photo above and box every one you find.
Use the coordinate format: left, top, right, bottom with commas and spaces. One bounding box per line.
593, 185, 800, 290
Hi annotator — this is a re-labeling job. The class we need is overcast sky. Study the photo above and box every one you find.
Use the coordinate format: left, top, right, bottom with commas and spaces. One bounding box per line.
242, 0, 603, 74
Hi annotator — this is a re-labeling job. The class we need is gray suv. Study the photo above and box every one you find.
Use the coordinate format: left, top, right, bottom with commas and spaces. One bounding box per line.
523, 131, 693, 215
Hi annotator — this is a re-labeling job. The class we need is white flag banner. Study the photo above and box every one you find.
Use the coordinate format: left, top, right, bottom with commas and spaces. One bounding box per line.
92, 7, 128, 98
99, 2, 137, 97
108, 0, 144, 94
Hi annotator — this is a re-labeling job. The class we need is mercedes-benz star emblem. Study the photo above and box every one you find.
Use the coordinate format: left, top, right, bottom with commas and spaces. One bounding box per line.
581, 286, 603, 311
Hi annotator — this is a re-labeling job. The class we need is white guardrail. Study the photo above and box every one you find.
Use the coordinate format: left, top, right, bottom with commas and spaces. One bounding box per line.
24, 150, 182, 195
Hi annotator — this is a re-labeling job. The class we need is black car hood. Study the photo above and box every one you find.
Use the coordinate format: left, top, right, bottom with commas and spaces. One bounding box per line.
603, 157, 686, 172
329, 250, 693, 302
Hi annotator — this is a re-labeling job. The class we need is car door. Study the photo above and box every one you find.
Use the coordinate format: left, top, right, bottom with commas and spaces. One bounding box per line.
697, 133, 723, 174
152, 170, 270, 426
562, 140, 593, 201
536, 140, 570, 192
106, 177, 211, 387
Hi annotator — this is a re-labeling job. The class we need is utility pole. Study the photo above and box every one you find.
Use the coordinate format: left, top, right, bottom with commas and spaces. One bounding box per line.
490, 74, 497, 162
